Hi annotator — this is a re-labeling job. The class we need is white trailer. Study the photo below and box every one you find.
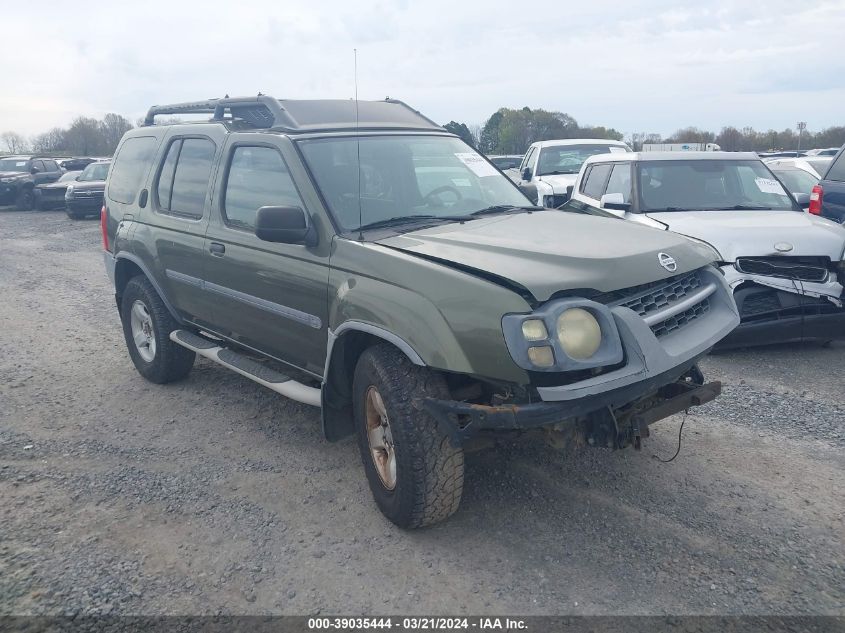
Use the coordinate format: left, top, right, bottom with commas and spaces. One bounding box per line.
642, 142, 721, 152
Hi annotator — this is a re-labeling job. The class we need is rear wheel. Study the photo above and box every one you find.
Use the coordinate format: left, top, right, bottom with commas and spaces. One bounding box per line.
353, 344, 464, 528
15, 188, 34, 211
120, 276, 195, 383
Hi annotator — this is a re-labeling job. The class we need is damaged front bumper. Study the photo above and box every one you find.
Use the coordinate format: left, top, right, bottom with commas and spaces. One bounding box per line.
717, 265, 845, 347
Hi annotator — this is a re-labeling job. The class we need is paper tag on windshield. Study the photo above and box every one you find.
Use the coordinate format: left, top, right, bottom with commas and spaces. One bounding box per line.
15, 161, 26, 166
455, 152, 498, 177
755, 177, 787, 195
608, 147, 627, 153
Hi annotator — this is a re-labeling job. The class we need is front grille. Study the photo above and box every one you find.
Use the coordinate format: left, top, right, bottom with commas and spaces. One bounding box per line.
71, 189, 104, 198
735, 257, 828, 283
616, 271, 702, 318
601, 270, 712, 338
651, 299, 711, 337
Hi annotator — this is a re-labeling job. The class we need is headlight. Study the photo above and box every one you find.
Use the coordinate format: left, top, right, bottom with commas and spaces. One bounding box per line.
502, 298, 624, 372
556, 308, 602, 359
65, 184, 74, 198
1, 176, 21, 183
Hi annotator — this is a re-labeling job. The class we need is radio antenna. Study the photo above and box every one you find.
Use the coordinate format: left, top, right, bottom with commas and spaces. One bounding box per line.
355, 48, 364, 241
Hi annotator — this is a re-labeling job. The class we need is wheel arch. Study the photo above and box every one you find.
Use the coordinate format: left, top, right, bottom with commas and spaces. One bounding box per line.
113, 253, 182, 324
321, 322, 425, 442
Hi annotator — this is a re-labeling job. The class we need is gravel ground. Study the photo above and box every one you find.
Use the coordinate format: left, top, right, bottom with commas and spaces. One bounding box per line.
0, 209, 843, 616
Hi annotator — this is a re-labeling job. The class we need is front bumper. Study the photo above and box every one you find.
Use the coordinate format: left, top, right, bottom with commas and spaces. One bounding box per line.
66, 197, 104, 213
718, 264, 845, 347
425, 357, 719, 443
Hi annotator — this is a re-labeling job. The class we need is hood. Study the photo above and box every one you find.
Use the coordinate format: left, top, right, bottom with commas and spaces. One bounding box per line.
0, 171, 28, 179
536, 173, 578, 193
376, 210, 717, 302
646, 210, 845, 262
37, 180, 72, 190
69, 180, 106, 192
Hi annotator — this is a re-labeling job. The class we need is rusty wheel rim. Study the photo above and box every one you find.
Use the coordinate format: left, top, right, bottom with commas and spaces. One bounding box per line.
365, 385, 396, 490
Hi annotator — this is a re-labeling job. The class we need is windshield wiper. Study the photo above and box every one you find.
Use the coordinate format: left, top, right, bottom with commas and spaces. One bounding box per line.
538, 170, 578, 176
470, 205, 543, 217
356, 214, 475, 232
710, 204, 770, 211
646, 207, 689, 212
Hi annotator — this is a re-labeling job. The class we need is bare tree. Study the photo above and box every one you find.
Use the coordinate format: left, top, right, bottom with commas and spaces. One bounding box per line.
1, 131, 27, 154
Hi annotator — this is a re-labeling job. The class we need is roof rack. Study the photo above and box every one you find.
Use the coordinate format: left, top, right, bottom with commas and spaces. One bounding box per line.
143, 95, 295, 129
142, 95, 443, 133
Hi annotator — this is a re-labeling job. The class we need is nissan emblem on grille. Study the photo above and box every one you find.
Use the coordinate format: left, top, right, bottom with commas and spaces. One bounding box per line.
658, 252, 677, 272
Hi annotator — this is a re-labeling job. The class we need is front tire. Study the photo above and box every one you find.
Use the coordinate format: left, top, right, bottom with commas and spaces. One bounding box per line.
353, 344, 464, 528
120, 276, 195, 383
16, 188, 34, 211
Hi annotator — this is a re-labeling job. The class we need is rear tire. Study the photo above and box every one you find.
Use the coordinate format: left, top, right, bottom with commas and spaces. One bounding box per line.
353, 344, 464, 528
120, 276, 195, 384
15, 188, 34, 211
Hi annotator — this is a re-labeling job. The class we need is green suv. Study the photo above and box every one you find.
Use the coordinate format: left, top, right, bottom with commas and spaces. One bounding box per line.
102, 96, 739, 527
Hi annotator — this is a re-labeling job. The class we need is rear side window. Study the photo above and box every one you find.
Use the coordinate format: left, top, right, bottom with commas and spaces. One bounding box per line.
45, 160, 59, 172
223, 146, 305, 231
825, 153, 845, 182
581, 164, 612, 199
109, 136, 158, 204
155, 138, 216, 218
605, 163, 632, 203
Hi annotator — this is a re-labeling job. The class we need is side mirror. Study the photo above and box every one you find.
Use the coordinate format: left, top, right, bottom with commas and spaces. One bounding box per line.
792, 192, 810, 206
255, 205, 316, 246
600, 192, 631, 211
521, 167, 532, 181
30, 167, 40, 174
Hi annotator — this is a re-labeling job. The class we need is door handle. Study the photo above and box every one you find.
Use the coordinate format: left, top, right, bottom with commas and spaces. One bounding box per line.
209, 242, 225, 256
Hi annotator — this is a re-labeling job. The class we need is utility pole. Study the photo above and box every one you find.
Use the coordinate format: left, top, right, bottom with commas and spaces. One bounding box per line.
797, 121, 807, 153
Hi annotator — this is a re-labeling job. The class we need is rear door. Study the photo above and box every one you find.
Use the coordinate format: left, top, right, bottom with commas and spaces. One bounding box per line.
820, 150, 845, 223
202, 134, 331, 377
136, 131, 224, 328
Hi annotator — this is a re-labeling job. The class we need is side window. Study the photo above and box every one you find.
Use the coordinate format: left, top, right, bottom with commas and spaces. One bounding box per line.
33, 160, 46, 172
45, 160, 59, 172
153, 138, 216, 218
582, 164, 612, 199
223, 146, 305, 231
605, 163, 632, 203
155, 139, 181, 212
524, 147, 538, 174
826, 153, 845, 182
109, 136, 158, 204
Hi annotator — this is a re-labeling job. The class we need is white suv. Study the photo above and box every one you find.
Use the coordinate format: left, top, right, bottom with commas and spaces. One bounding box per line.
509, 138, 631, 207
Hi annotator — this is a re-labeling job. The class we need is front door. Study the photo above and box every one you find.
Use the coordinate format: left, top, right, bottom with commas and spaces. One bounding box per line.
202, 134, 331, 378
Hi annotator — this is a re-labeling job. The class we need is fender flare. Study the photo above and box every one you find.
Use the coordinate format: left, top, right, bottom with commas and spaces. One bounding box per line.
113, 252, 184, 324
320, 321, 426, 442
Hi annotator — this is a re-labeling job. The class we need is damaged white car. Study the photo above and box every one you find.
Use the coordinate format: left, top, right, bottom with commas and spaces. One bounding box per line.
564, 151, 845, 347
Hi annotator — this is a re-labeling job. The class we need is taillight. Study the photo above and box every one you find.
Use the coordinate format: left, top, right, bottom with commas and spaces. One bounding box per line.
809, 185, 823, 215
100, 205, 111, 252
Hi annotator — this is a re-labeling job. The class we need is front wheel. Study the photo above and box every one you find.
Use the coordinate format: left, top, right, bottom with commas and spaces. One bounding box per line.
120, 276, 195, 383
353, 344, 464, 528
16, 188, 34, 211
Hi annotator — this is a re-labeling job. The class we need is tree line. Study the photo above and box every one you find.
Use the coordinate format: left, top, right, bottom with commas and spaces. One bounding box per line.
445, 107, 845, 155
4, 107, 845, 158
1, 113, 134, 157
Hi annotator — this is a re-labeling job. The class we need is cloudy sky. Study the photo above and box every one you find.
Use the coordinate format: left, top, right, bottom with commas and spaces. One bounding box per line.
3, 0, 845, 139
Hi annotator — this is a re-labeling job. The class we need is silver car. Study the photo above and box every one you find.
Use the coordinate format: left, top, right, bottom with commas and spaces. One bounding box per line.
566, 151, 845, 347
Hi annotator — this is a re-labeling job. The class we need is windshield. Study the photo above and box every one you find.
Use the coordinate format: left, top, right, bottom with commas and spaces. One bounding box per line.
0, 159, 29, 172
78, 162, 110, 182
58, 171, 80, 182
637, 159, 797, 212
771, 169, 818, 195
537, 144, 628, 176
298, 135, 532, 232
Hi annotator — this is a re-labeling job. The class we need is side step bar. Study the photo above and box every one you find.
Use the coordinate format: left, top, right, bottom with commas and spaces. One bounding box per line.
170, 330, 322, 407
